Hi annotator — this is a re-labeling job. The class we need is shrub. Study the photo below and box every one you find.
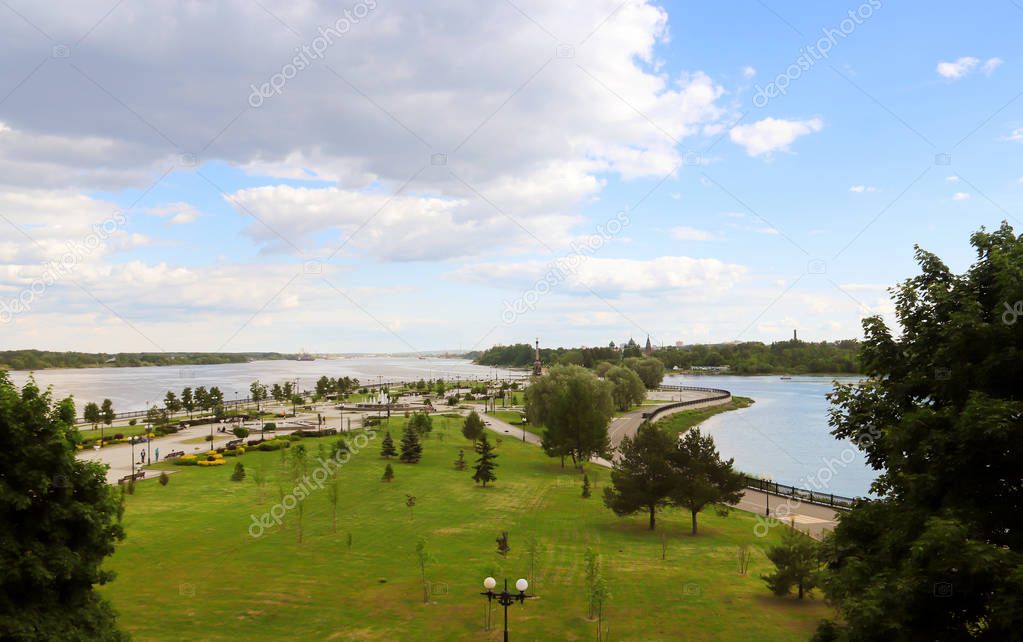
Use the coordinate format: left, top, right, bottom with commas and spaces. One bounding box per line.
258, 440, 285, 452
285, 434, 303, 442
128, 419, 137, 426
174, 456, 198, 466
231, 463, 246, 482
113, 433, 124, 440
197, 459, 225, 466
263, 422, 277, 431
159, 472, 170, 486
232, 427, 250, 439
204, 434, 214, 442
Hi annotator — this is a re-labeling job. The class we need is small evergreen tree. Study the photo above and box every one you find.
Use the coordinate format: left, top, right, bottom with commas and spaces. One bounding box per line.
472, 432, 498, 487
380, 431, 397, 459
581, 473, 591, 498
461, 410, 485, 443
230, 462, 246, 482
158, 471, 170, 486
408, 411, 433, 436
382, 463, 394, 482
762, 527, 819, 599
399, 425, 423, 463
453, 449, 467, 470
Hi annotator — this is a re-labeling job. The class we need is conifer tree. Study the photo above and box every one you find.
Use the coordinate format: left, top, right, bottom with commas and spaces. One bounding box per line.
399, 425, 423, 463
380, 431, 397, 459
473, 432, 498, 487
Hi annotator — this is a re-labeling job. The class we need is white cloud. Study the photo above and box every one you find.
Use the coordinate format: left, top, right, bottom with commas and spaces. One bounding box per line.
945, 175, 960, 182
146, 202, 201, 225
848, 185, 877, 193
671, 226, 717, 241
937, 56, 980, 79
449, 255, 747, 297
952, 192, 971, 201
729, 117, 823, 157
1005, 128, 1023, 142
937, 56, 1002, 80
743, 66, 756, 79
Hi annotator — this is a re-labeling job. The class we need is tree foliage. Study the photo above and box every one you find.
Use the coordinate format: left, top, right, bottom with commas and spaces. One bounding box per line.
605, 366, 646, 411
525, 365, 613, 466
398, 424, 423, 463
622, 357, 665, 389
762, 527, 819, 599
0, 373, 127, 640
379, 431, 397, 459
602, 422, 677, 530
817, 223, 1023, 639
461, 410, 485, 443
472, 432, 498, 487
668, 428, 745, 535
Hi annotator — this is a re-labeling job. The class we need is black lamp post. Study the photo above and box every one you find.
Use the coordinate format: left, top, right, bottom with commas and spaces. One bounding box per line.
481, 577, 529, 641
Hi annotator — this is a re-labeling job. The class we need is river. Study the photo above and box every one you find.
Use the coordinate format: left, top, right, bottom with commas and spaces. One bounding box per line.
665, 373, 876, 498
7, 357, 522, 413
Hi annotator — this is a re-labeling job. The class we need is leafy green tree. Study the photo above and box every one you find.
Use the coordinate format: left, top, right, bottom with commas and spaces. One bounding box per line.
232, 427, 249, 439
668, 427, 744, 535
602, 422, 676, 530
163, 390, 181, 415
380, 431, 397, 459
623, 356, 665, 389
208, 386, 224, 409
181, 386, 194, 418
472, 432, 498, 487
593, 361, 614, 377
249, 381, 266, 411
461, 410, 485, 443
407, 411, 432, 436
100, 399, 115, 429
762, 527, 819, 599
83, 401, 101, 431
399, 424, 423, 463
0, 374, 127, 640
194, 386, 210, 413
817, 223, 1023, 640
525, 365, 614, 467
605, 366, 646, 411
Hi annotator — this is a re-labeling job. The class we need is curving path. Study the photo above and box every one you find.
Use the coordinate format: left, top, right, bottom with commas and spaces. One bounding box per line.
607, 388, 733, 450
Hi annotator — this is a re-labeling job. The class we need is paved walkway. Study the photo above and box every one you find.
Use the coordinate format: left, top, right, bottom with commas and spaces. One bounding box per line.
607, 388, 732, 449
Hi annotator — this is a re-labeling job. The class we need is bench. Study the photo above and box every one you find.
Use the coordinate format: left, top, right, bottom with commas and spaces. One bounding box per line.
117, 471, 145, 484
163, 450, 186, 460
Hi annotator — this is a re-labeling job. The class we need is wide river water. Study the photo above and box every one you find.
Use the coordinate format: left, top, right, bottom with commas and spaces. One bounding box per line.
7, 360, 877, 497
665, 373, 876, 498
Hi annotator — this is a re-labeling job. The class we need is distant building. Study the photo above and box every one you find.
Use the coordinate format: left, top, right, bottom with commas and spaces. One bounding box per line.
643, 335, 653, 355
691, 365, 730, 372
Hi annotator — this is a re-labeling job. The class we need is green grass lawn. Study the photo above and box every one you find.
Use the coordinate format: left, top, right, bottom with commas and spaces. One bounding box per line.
654, 397, 755, 438
103, 414, 827, 641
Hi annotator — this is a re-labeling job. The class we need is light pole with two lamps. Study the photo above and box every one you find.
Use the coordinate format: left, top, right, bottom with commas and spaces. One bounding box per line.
481, 576, 530, 641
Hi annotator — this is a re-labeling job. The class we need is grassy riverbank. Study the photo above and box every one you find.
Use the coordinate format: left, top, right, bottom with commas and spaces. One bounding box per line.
654, 396, 755, 438
102, 414, 827, 640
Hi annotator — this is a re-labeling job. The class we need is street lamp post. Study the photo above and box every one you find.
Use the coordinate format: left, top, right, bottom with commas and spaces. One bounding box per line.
481, 577, 529, 641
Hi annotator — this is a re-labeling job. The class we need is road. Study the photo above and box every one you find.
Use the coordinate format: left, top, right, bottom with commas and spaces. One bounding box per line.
607, 388, 732, 449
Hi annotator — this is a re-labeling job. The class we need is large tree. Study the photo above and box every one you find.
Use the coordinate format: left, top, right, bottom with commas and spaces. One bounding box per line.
623, 356, 665, 389
602, 422, 677, 529
398, 424, 423, 464
667, 427, 744, 535
818, 223, 1023, 639
461, 410, 485, 443
525, 365, 614, 467
605, 366, 646, 412
472, 432, 498, 487
0, 374, 127, 640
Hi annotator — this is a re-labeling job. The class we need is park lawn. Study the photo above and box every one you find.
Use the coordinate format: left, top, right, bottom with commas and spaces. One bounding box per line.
654, 396, 755, 439
102, 415, 829, 641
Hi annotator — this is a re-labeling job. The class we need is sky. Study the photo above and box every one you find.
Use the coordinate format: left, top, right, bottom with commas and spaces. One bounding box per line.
0, 0, 1021, 353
